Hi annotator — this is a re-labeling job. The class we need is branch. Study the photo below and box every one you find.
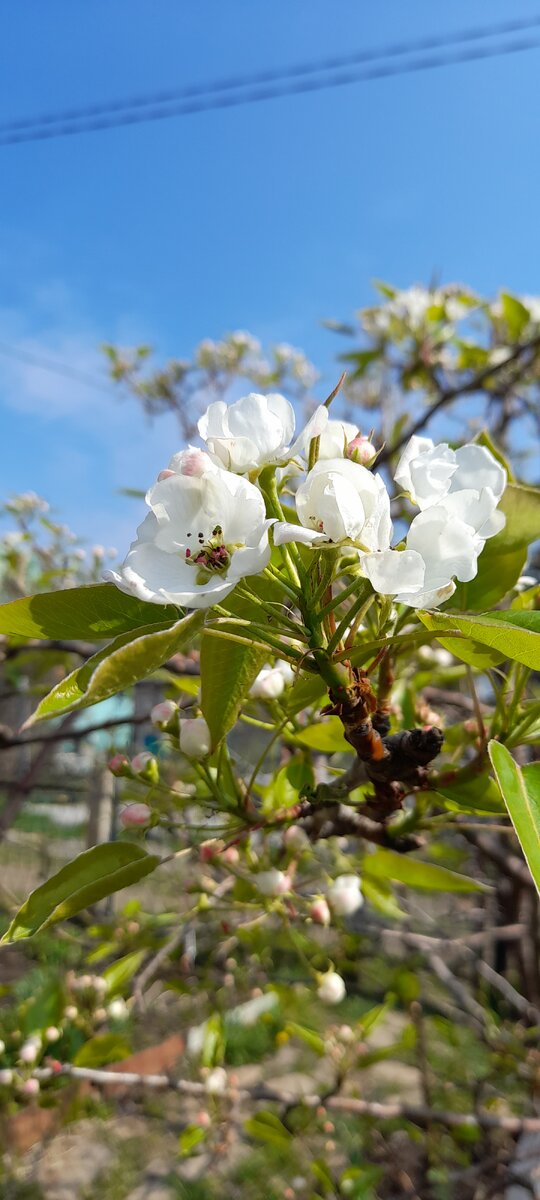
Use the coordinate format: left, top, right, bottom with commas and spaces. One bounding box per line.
0, 711, 78, 840
32, 1063, 540, 1133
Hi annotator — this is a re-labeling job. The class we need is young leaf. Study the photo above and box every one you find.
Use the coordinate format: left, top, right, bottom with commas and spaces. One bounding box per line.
452, 482, 540, 610
1, 843, 160, 942
29, 612, 204, 722
73, 1034, 132, 1068
200, 628, 266, 748
0, 583, 178, 640
363, 848, 486, 892
291, 716, 353, 754
419, 609, 540, 671
489, 741, 540, 895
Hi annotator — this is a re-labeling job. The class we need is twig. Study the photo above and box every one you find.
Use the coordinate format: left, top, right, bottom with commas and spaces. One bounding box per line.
32, 1064, 540, 1133
378, 333, 540, 464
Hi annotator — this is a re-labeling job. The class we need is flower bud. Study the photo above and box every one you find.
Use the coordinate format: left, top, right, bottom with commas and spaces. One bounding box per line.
92, 975, 108, 996
180, 449, 210, 477
250, 666, 286, 700
107, 753, 130, 777
317, 971, 346, 1005
347, 435, 376, 466
131, 751, 159, 782
179, 717, 211, 760
107, 998, 128, 1020
64, 1005, 78, 1021
45, 1027, 60, 1043
196, 1109, 212, 1128
120, 802, 152, 828
284, 825, 310, 854
222, 846, 240, 866
205, 1066, 228, 1095
157, 468, 175, 481
0, 1039, 5, 1055
255, 869, 289, 897
310, 898, 331, 926
0, 1069, 13, 1085
19, 1039, 40, 1064
20, 1077, 40, 1097
327, 874, 364, 917
150, 700, 177, 727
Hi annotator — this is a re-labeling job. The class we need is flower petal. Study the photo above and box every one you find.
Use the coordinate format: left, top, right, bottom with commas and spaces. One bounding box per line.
362, 549, 425, 595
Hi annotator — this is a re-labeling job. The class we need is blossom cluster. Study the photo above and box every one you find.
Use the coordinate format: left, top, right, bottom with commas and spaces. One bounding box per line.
107, 392, 506, 612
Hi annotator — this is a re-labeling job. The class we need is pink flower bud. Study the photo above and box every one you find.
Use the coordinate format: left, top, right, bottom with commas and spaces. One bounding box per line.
196, 1109, 211, 1128
310, 898, 331, 926
131, 751, 155, 773
21, 1077, 40, 1097
347, 435, 377, 466
19, 1039, 40, 1064
157, 468, 175, 481
120, 803, 152, 828
108, 753, 130, 777
317, 970, 346, 1005
179, 718, 211, 760
221, 846, 239, 866
150, 700, 177, 726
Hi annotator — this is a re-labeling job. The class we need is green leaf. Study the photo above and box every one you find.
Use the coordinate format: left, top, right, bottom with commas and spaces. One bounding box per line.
179, 1125, 207, 1158
363, 848, 485, 893
432, 772, 506, 815
244, 1110, 291, 1147
500, 291, 530, 340
361, 876, 405, 919
0, 583, 178, 640
285, 1022, 326, 1055
489, 741, 540, 895
291, 716, 353, 754
1, 843, 160, 942
200, 629, 266, 748
286, 674, 326, 716
419, 609, 540, 671
30, 612, 203, 722
74, 1033, 132, 1067
102, 950, 146, 995
452, 483, 540, 610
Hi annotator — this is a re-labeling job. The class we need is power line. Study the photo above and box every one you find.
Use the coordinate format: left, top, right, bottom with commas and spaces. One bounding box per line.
0, 340, 114, 394
2, 21, 540, 148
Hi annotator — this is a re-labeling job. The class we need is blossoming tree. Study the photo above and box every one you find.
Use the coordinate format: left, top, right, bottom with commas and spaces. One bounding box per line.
1, 283, 539, 1196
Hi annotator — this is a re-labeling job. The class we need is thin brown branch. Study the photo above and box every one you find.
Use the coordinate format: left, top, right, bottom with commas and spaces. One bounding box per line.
378, 333, 540, 465
32, 1064, 540, 1133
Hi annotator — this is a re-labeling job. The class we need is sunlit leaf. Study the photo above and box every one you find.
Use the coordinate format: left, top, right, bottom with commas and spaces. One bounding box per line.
0, 583, 178, 640
489, 741, 540, 895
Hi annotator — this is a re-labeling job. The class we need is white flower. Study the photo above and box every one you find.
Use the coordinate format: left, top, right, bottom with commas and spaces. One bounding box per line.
327, 874, 364, 917
274, 458, 392, 551
395, 438, 506, 513
179, 717, 211, 760
255, 869, 289, 897
317, 970, 346, 1005
107, 998, 128, 1020
0, 1069, 13, 1086
318, 420, 359, 459
198, 392, 328, 474
45, 1027, 60, 1043
105, 449, 273, 609
205, 1066, 228, 1095
250, 660, 295, 700
19, 1038, 40, 1064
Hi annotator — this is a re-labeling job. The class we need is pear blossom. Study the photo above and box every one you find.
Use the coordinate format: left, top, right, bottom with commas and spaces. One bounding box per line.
250, 660, 295, 700
394, 437, 506, 514
198, 392, 328, 474
120, 803, 152, 828
318, 419, 359, 459
347, 435, 377, 466
107, 998, 128, 1020
0, 1069, 13, 1086
327, 874, 364, 917
274, 458, 392, 551
205, 1066, 228, 1095
179, 717, 211, 760
317, 970, 346, 1005
150, 699, 177, 726
310, 898, 331, 926
106, 449, 273, 609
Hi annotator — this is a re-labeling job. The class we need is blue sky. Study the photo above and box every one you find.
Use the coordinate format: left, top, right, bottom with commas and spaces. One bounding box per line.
2, 0, 540, 553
